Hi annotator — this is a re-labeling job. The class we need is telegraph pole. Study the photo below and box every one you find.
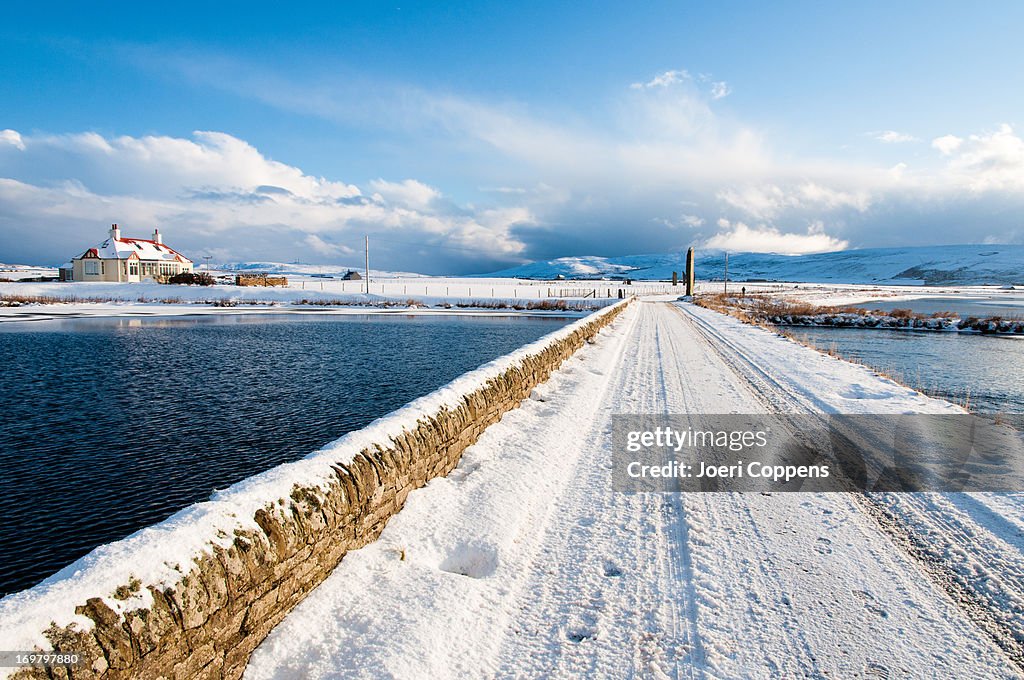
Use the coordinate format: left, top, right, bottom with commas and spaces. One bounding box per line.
364, 235, 370, 294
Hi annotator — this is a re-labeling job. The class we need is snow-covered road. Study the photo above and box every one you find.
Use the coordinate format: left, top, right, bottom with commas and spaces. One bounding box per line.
245, 300, 1022, 679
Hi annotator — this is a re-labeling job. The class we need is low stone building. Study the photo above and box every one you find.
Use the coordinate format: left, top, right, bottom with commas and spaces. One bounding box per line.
70, 224, 193, 282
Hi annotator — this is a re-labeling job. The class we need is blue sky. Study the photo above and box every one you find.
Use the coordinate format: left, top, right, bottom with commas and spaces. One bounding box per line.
2, 1, 1023, 273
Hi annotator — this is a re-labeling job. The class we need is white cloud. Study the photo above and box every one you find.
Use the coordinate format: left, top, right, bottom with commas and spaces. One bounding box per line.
889, 162, 908, 180
0, 129, 25, 151
932, 134, 963, 155
710, 81, 732, 100
705, 220, 849, 254
652, 213, 705, 230
934, 124, 1024, 191
367, 178, 441, 209
873, 130, 917, 143
717, 182, 870, 221
629, 69, 691, 90
0, 129, 529, 270
304, 234, 355, 257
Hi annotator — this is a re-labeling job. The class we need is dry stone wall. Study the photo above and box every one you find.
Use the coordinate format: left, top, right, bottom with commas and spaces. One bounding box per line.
11, 299, 631, 680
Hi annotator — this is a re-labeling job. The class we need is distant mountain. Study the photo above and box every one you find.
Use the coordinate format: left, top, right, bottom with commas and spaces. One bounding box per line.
481, 245, 1024, 286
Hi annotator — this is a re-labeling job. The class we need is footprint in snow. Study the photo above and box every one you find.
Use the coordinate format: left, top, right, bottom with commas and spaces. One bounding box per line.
864, 603, 889, 618
864, 661, 894, 679
439, 542, 499, 579
566, 628, 597, 643
449, 461, 481, 481
603, 562, 623, 577
853, 590, 889, 617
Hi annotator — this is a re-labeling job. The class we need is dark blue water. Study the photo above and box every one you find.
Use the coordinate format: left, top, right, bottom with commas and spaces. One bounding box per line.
788, 327, 1024, 415
0, 313, 570, 597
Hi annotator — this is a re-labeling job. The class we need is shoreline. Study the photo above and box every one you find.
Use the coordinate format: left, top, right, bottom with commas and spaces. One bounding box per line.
0, 302, 592, 324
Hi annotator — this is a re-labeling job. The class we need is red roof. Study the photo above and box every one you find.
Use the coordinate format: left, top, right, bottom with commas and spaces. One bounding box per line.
116, 238, 188, 259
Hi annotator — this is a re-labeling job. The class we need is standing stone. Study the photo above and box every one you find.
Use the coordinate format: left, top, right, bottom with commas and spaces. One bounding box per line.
685, 248, 695, 296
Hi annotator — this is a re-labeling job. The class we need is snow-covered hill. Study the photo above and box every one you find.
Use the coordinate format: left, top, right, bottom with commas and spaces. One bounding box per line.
482, 245, 1024, 286
0, 264, 58, 280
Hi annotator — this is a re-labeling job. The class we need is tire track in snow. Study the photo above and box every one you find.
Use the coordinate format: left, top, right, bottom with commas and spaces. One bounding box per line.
655, 304, 823, 678
650, 313, 707, 679
490, 302, 689, 678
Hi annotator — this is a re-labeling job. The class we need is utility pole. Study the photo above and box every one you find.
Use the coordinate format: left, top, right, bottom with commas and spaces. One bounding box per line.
364, 235, 370, 295
203, 255, 212, 271
724, 252, 729, 295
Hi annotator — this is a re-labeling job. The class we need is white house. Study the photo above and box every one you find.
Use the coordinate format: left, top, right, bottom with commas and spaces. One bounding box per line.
70, 225, 193, 282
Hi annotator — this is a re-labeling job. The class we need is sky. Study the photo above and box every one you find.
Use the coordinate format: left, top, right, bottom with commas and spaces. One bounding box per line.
1, 1, 1023, 274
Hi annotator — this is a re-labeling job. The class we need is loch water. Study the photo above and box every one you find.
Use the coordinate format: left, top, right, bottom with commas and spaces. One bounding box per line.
0, 312, 572, 596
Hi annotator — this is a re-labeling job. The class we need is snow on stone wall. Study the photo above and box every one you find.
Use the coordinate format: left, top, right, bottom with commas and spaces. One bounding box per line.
2, 298, 633, 680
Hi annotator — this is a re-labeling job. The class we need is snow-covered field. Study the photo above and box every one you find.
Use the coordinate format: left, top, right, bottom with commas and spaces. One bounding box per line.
0, 263, 57, 280
0, 277, 670, 322
244, 300, 1023, 678
0, 276, 675, 301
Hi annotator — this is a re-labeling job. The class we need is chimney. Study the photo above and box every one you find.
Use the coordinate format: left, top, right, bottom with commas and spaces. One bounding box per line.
153, 228, 162, 245
110, 223, 120, 240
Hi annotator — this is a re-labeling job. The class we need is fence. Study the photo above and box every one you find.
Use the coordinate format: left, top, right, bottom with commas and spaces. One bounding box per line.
290, 278, 684, 299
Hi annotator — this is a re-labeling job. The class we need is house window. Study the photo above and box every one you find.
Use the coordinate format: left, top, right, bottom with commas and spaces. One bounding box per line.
84, 260, 100, 275
129, 262, 139, 276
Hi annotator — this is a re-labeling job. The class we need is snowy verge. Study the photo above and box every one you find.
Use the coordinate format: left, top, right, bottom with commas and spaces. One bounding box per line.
695, 293, 1024, 336
0, 298, 632, 675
